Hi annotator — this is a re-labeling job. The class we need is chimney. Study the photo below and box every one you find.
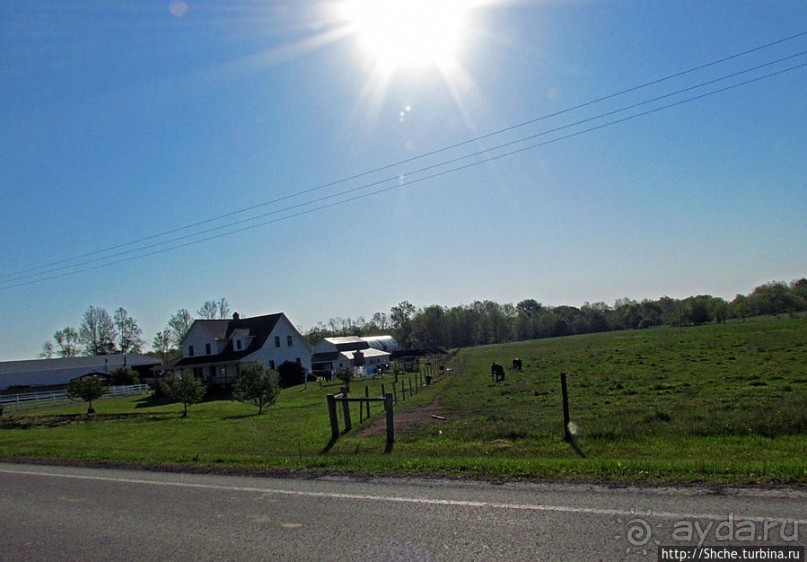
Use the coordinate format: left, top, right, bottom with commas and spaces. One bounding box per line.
233, 312, 240, 320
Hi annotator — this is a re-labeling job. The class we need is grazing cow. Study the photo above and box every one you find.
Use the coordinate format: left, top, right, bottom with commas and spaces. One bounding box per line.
491, 362, 505, 382
512, 358, 522, 371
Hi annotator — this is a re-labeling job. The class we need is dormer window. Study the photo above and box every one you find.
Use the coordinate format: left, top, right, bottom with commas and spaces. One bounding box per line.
236, 339, 242, 350
205, 343, 211, 355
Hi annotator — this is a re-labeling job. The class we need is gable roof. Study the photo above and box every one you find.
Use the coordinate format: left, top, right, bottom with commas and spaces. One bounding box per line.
173, 313, 285, 368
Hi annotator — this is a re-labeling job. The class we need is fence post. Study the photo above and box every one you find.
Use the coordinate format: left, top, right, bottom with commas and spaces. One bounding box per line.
341, 395, 352, 433
400, 380, 406, 401
409, 377, 413, 397
365, 386, 370, 419
326, 394, 339, 441
384, 393, 394, 452
561, 372, 571, 442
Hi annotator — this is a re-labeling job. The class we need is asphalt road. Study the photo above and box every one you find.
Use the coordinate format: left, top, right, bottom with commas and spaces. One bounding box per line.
0, 462, 804, 561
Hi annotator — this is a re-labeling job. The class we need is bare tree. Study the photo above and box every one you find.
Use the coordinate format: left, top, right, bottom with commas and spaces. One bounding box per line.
197, 300, 219, 319
79, 306, 117, 355
39, 341, 55, 358
113, 307, 144, 353
167, 308, 194, 344
197, 298, 230, 319
152, 330, 173, 362
53, 327, 80, 357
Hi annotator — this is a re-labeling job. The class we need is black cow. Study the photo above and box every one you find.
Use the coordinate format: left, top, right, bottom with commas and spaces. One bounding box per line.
491, 362, 505, 382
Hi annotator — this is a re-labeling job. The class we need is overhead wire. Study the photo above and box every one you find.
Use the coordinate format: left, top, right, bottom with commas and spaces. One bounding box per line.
1, 36, 805, 290
2, 30, 805, 282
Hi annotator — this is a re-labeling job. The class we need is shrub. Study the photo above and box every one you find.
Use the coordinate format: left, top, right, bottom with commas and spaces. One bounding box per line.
160, 371, 205, 417
233, 363, 280, 414
66, 376, 107, 414
109, 366, 139, 386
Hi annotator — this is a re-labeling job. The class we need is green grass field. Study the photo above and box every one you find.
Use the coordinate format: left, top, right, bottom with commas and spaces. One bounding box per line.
1, 315, 805, 485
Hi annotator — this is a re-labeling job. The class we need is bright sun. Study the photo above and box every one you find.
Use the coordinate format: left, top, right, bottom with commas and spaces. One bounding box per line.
342, 0, 473, 71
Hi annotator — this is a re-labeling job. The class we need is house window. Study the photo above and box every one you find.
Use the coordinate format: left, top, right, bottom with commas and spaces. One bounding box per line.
287, 335, 293, 347
205, 343, 211, 355
188, 345, 195, 357
209, 366, 216, 379
274, 336, 280, 348
236, 339, 242, 350
269, 360, 275, 370
296, 357, 301, 366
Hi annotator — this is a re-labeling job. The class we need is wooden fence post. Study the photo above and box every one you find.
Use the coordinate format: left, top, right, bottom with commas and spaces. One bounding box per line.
400, 380, 406, 401
365, 386, 370, 419
342, 395, 352, 433
561, 372, 571, 442
326, 394, 339, 441
385, 393, 394, 452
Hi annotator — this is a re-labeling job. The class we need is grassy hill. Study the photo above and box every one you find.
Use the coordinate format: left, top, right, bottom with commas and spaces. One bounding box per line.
1, 315, 805, 485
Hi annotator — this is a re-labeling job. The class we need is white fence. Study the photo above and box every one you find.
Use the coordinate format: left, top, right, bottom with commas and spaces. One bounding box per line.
0, 384, 150, 413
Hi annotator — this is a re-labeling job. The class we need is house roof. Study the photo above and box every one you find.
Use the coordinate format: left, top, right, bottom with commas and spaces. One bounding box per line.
173, 313, 285, 368
0, 353, 161, 390
323, 337, 371, 352
198, 319, 231, 341
0, 353, 160, 375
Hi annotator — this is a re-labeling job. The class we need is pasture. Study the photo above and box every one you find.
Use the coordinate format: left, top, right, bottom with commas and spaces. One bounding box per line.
1, 315, 805, 485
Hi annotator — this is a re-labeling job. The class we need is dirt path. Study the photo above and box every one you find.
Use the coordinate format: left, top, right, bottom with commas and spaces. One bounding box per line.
358, 391, 446, 437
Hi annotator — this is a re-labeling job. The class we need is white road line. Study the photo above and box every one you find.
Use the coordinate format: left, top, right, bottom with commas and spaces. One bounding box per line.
0, 467, 803, 525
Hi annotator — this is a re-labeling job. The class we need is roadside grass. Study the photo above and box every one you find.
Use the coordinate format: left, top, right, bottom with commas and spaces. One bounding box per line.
1, 315, 805, 485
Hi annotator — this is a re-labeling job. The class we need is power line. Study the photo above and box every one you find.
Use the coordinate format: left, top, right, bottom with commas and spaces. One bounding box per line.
2, 30, 805, 281
2, 59, 804, 291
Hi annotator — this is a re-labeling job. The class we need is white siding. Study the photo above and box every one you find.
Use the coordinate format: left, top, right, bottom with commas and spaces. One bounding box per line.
243, 315, 312, 373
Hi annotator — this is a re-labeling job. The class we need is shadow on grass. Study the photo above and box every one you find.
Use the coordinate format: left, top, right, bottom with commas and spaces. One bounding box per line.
223, 412, 262, 420
568, 436, 587, 458
320, 436, 338, 454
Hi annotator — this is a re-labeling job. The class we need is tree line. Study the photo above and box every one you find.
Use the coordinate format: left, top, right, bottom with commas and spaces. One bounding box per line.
304, 278, 807, 349
40, 298, 230, 360
38, 279, 806, 361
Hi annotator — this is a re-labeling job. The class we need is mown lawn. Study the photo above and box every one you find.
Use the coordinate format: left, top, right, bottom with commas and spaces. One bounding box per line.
1, 315, 805, 485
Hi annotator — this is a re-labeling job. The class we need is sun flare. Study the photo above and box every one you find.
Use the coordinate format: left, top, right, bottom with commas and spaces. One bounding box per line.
342, 0, 473, 70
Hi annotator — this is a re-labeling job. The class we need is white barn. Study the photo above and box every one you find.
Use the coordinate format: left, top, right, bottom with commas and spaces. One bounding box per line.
0, 354, 161, 392
310, 336, 394, 377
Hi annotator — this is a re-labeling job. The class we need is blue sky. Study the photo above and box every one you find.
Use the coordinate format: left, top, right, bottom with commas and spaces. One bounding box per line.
1, 0, 805, 361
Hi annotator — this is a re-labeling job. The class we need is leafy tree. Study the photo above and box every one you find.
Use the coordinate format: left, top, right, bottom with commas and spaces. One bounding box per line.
53, 327, 80, 357
66, 376, 107, 414
79, 306, 117, 355
113, 307, 145, 353
411, 305, 445, 348
152, 330, 173, 362
161, 370, 205, 417
516, 299, 543, 316
390, 301, 416, 347
167, 308, 194, 344
277, 360, 307, 387
233, 363, 280, 414
109, 366, 139, 386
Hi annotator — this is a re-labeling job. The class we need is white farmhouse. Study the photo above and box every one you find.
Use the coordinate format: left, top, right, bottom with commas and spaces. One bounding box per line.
172, 312, 311, 386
